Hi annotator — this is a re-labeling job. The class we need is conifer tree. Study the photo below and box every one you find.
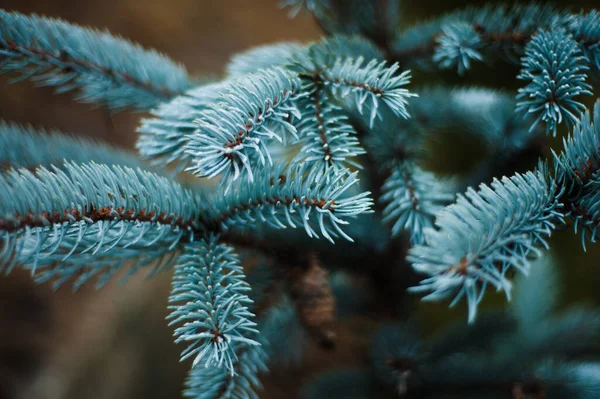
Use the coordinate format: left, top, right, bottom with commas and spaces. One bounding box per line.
3, 2, 600, 398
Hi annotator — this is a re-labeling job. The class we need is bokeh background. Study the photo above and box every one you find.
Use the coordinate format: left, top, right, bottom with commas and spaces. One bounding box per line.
1, 1, 599, 398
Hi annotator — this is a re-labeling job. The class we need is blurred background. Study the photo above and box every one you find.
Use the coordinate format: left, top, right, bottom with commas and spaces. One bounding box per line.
0, 0, 599, 398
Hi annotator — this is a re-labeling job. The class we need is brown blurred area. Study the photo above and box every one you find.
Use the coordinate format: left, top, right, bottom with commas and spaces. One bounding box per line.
2, 1, 600, 398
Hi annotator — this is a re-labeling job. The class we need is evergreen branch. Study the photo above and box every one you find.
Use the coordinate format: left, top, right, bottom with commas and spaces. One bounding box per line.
395, 5, 600, 78
516, 29, 592, 136
554, 101, 600, 186
569, 10, 600, 70
183, 300, 306, 399
226, 42, 304, 77
408, 166, 563, 322
185, 67, 303, 189
393, 4, 571, 71
168, 237, 260, 374
319, 58, 414, 126
563, 179, 600, 249
203, 162, 373, 243
184, 344, 267, 399
294, 84, 365, 172
137, 81, 228, 172
554, 102, 600, 249
293, 43, 415, 127
0, 10, 192, 110
0, 162, 202, 274
432, 22, 483, 75
0, 120, 143, 172
381, 162, 455, 244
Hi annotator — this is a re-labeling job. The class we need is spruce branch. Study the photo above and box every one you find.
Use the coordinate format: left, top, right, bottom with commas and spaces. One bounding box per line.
294, 83, 365, 172
0, 120, 143, 171
408, 166, 563, 322
0, 162, 202, 277
554, 101, 600, 187
393, 4, 571, 72
168, 236, 260, 374
293, 42, 415, 127
381, 162, 455, 244
432, 22, 483, 75
569, 10, 600, 71
0, 10, 192, 110
554, 101, 600, 249
516, 29, 592, 136
184, 344, 267, 399
185, 67, 303, 189
183, 298, 306, 399
137, 81, 228, 173
203, 162, 373, 243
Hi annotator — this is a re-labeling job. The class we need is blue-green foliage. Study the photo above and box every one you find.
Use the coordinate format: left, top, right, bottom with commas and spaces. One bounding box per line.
168, 237, 259, 373
0, 120, 143, 171
137, 81, 228, 172
185, 67, 303, 188
0, 162, 202, 279
293, 87, 365, 172
287, 36, 413, 172
433, 22, 483, 75
554, 101, 600, 249
182, 295, 303, 399
408, 167, 563, 322
554, 102, 600, 186
293, 45, 414, 126
517, 29, 592, 136
394, 3, 570, 71
0, 10, 192, 110
381, 163, 455, 244
203, 162, 373, 243
184, 344, 267, 399
364, 86, 538, 245
7, 3, 600, 399
570, 10, 600, 71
